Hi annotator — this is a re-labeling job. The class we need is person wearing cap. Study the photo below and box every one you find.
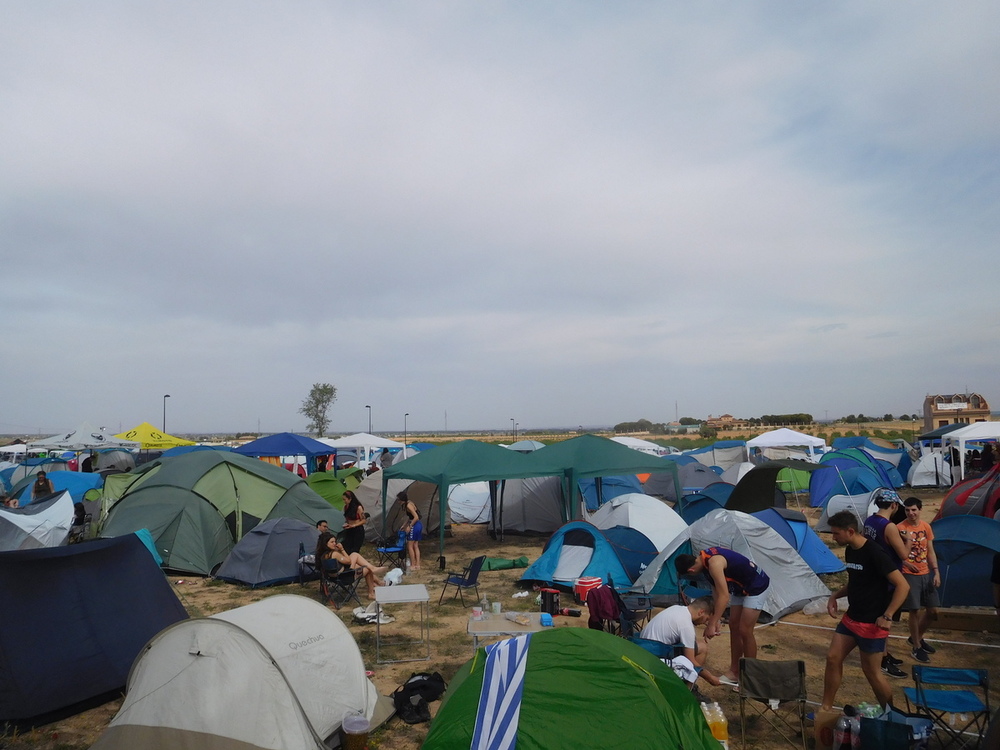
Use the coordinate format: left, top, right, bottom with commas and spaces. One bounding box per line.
863, 488, 913, 677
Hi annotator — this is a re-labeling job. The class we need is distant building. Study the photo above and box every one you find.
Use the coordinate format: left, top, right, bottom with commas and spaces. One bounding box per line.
704, 414, 749, 432
922, 392, 990, 433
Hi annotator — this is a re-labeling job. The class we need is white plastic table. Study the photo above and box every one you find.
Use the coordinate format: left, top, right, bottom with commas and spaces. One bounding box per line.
467, 611, 548, 650
375, 584, 431, 664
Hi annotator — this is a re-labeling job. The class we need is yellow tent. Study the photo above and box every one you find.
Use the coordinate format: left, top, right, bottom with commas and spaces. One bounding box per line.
115, 422, 196, 450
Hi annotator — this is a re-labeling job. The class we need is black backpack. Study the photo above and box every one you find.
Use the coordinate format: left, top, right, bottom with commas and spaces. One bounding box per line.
391, 672, 447, 725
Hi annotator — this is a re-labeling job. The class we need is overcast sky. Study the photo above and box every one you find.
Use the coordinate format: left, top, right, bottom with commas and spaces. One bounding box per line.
2, 3, 998, 436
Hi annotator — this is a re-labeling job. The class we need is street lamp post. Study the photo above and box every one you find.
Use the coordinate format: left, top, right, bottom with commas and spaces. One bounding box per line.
162, 394, 170, 432
404, 413, 409, 449
515, 422, 519, 441
366, 405, 372, 434
511, 418, 515, 442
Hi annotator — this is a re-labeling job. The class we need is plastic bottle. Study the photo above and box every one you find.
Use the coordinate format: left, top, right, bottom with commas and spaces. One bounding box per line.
481, 595, 490, 619
843, 705, 859, 750
709, 702, 729, 750
834, 713, 852, 750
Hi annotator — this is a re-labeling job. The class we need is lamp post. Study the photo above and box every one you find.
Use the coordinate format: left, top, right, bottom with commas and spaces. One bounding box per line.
515, 422, 519, 441
511, 418, 515, 442
162, 394, 170, 432
404, 413, 409, 449
366, 405, 372, 434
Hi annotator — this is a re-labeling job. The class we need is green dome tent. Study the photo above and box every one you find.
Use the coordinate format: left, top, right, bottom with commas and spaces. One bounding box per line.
100, 452, 341, 575
423, 627, 717, 750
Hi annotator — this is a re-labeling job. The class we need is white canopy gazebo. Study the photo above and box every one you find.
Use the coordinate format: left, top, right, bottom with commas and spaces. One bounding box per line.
746, 428, 827, 461
317, 433, 404, 468
28, 422, 140, 453
941, 421, 1000, 481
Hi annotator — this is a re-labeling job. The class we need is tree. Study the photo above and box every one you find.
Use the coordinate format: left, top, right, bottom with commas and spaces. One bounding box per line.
299, 383, 337, 437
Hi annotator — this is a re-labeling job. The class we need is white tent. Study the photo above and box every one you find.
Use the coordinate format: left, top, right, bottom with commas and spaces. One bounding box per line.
352, 471, 446, 540
491, 476, 565, 535
587, 493, 687, 551
28, 422, 140, 453
91, 595, 392, 750
908, 452, 952, 488
447, 482, 492, 524
815, 491, 879, 533
633, 508, 829, 621
746, 428, 826, 461
942, 421, 1000, 480
610, 436, 670, 456
0, 491, 74, 551
721, 461, 755, 485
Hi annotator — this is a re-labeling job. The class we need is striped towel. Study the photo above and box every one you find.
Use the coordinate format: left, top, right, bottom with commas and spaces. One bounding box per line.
470, 634, 533, 750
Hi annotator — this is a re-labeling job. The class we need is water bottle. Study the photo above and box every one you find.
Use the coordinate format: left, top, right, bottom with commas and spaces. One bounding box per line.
843, 705, 859, 750
834, 713, 852, 750
481, 595, 490, 619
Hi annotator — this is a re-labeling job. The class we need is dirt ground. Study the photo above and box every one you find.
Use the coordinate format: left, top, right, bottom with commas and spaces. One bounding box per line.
4, 488, 998, 750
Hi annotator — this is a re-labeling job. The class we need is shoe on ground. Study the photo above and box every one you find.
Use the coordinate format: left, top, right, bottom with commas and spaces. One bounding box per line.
881, 661, 907, 678
884, 652, 903, 666
911, 647, 930, 663
908, 637, 936, 654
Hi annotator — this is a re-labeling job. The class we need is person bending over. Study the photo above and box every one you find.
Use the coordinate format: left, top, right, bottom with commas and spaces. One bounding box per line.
821, 511, 909, 711
316, 531, 388, 599
675, 546, 770, 684
397, 490, 422, 570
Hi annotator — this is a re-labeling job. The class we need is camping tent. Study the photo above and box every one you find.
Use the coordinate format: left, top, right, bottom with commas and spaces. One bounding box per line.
815, 491, 880, 533
447, 482, 492, 524
214, 518, 320, 588
609, 435, 671, 456
932, 515, 1000, 607
8, 470, 103, 506
519, 520, 654, 588
353, 471, 446, 541
746, 428, 826, 460
28, 422, 140, 453
91, 595, 392, 750
305, 467, 365, 510
633, 508, 830, 620
423, 627, 718, 750
115, 422, 196, 450
100, 451, 340, 575
936, 464, 1000, 519
809, 448, 894, 508
578, 473, 643, 511
908, 452, 952, 488
677, 484, 733, 525
685, 440, 748, 470
488, 476, 565, 536
0, 491, 74, 550
752, 507, 845, 575
726, 460, 829, 514
0, 534, 187, 723
587, 493, 687, 551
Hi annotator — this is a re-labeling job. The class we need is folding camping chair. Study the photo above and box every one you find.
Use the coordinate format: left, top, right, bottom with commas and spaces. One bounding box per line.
738, 658, 808, 750
297, 542, 318, 585
375, 529, 407, 570
607, 575, 652, 639
319, 559, 363, 610
438, 555, 485, 606
903, 666, 990, 750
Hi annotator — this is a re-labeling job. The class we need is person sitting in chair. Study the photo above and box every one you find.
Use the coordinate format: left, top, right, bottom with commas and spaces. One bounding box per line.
315, 531, 388, 599
640, 597, 722, 688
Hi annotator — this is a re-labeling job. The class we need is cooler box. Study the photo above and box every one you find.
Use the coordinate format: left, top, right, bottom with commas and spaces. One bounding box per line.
573, 577, 603, 604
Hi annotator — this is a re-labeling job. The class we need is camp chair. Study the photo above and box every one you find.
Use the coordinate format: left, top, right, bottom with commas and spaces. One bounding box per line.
297, 542, 318, 585
738, 658, 807, 750
628, 636, 681, 660
375, 529, 407, 569
903, 666, 990, 749
438, 555, 485, 606
68, 512, 92, 544
319, 559, 363, 610
607, 576, 652, 639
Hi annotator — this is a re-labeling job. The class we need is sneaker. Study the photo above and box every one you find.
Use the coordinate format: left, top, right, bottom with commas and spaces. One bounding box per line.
911, 647, 930, 663
885, 652, 903, 666
908, 637, 936, 654
881, 659, 907, 678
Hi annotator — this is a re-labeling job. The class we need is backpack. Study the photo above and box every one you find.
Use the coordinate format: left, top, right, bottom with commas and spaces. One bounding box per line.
391, 672, 447, 724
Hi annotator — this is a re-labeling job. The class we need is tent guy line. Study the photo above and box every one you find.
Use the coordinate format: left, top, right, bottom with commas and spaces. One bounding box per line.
774, 620, 1000, 650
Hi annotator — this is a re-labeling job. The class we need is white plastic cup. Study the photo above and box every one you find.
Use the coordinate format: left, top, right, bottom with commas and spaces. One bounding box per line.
492, 601, 501, 615
472, 606, 483, 620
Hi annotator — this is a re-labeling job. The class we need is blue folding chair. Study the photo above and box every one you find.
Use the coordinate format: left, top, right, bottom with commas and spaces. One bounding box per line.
903, 666, 990, 749
376, 529, 407, 569
438, 555, 485, 606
